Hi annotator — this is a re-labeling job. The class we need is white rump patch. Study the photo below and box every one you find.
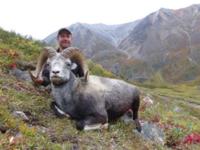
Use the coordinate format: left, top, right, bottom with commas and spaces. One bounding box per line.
84, 123, 109, 131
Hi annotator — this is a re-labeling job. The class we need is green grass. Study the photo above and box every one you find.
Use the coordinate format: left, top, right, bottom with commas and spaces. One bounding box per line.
140, 85, 200, 149
87, 59, 116, 78
1, 71, 200, 149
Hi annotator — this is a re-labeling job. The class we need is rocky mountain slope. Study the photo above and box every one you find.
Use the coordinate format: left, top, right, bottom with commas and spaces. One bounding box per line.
44, 4, 200, 83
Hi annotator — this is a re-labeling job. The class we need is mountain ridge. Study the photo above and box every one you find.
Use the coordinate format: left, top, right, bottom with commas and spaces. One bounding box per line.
44, 4, 200, 83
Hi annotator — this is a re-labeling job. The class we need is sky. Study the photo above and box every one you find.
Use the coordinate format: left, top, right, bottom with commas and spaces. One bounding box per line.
0, 0, 200, 40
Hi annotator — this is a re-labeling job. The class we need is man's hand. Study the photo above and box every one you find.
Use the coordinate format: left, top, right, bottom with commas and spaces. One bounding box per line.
28, 70, 44, 85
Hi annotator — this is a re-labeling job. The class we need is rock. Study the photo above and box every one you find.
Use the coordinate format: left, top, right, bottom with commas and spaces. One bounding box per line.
140, 95, 154, 111
16, 60, 35, 71
9, 61, 34, 82
143, 96, 154, 106
109, 137, 117, 150
12, 111, 29, 121
174, 106, 181, 112
9, 132, 23, 145
120, 110, 134, 124
9, 68, 32, 81
35, 126, 49, 133
134, 121, 165, 145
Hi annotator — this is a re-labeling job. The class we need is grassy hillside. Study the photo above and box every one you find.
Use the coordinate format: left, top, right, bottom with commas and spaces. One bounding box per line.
0, 28, 200, 149
0, 27, 43, 72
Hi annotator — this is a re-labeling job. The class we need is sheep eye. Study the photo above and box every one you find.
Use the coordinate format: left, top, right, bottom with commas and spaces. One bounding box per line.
66, 62, 71, 67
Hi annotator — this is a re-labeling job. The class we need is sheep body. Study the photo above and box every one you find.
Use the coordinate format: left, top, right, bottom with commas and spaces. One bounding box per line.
52, 72, 141, 132
31, 47, 141, 132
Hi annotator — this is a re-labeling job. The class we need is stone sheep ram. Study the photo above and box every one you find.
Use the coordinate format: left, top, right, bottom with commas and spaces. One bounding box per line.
30, 47, 142, 132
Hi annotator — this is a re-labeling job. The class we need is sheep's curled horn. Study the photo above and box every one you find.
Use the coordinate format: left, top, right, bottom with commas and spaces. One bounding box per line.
28, 47, 57, 81
61, 47, 87, 78
46, 47, 57, 58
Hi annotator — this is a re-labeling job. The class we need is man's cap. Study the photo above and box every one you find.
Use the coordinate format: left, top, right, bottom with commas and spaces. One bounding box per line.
57, 28, 72, 37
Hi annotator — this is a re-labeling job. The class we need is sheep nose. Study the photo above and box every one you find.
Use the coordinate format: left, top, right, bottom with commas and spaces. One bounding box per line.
52, 71, 60, 74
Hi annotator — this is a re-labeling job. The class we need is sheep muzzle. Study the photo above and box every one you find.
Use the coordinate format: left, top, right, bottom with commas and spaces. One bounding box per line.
51, 76, 67, 85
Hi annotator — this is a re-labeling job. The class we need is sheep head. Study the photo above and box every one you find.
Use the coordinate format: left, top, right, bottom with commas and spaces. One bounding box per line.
48, 47, 86, 85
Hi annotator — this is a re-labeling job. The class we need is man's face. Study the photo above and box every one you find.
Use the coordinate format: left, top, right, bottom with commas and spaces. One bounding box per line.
57, 33, 72, 49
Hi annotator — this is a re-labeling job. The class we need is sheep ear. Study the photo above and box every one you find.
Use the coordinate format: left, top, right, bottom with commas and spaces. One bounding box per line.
84, 71, 89, 82
71, 63, 77, 70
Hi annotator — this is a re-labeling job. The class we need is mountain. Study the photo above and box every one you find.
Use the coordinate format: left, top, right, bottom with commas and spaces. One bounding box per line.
44, 4, 200, 83
119, 5, 200, 82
